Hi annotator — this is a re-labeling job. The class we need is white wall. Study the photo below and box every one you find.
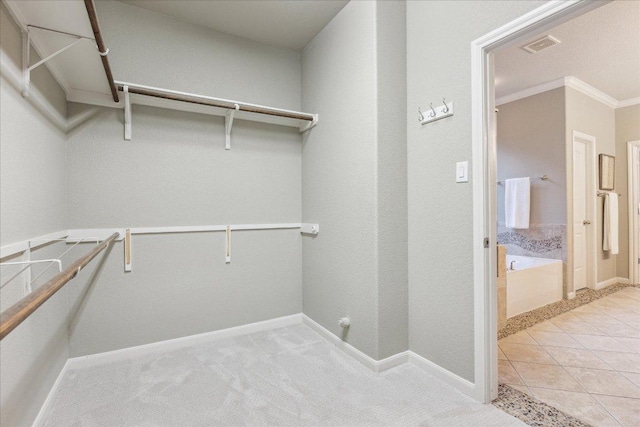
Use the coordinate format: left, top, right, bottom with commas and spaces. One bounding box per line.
565, 87, 616, 284
65, 1, 305, 356
0, 4, 69, 425
406, 0, 545, 383
301, 0, 407, 360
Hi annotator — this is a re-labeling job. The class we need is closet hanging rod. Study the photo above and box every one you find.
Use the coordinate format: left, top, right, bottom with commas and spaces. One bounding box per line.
497, 175, 548, 184
83, 0, 118, 103
0, 232, 119, 341
114, 81, 316, 122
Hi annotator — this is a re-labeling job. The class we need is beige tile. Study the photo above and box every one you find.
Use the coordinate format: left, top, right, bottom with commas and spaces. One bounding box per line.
498, 360, 523, 385
614, 337, 640, 353
511, 362, 584, 392
593, 351, 640, 374
499, 343, 557, 364
527, 320, 563, 333
570, 334, 638, 353
564, 366, 640, 398
620, 372, 640, 387
552, 312, 584, 324
595, 323, 640, 339
529, 387, 621, 427
544, 346, 614, 370
499, 330, 537, 345
498, 286, 507, 324
528, 330, 584, 348
592, 394, 640, 427
551, 319, 608, 335
497, 346, 507, 360
575, 311, 626, 326
506, 384, 531, 395
573, 304, 606, 315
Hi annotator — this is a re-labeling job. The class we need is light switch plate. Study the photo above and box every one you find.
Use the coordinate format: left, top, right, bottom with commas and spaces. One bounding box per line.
456, 161, 468, 183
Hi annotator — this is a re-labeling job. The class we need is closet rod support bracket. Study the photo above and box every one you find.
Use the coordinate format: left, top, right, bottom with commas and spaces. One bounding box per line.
124, 85, 132, 141
225, 104, 239, 150
300, 223, 320, 235
300, 114, 319, 133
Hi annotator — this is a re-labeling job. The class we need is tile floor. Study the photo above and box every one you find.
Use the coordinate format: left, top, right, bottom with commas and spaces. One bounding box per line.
499, 287, 640, 427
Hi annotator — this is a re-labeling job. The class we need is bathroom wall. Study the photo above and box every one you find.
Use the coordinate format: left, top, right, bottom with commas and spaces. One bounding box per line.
407, 0, 546, 383
497, 88, 567, 262
615, 104, 640, 281
565, 86, 616, 285
0, 4, 69, 426
301, 0, 408, 360
66, 1, 304, 356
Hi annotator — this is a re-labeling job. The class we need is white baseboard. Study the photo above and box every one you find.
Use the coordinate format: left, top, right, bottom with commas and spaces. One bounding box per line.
596, 277, 631, 290
69, 314, 302, 370
33, 359, 71, 427
567, 292, 576, 299
408, 351, 476, 399
301, 314, 408, 373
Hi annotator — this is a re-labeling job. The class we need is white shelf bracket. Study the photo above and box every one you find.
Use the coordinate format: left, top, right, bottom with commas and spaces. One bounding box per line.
124, 86, 132, 141
124, 228, 132, 272
225, 226, 231, 263
300, 223, 320, 235
22, 29, 85, 98
225, 104, 239, 150
21, 30, 30, 97
300, 114, 319, 133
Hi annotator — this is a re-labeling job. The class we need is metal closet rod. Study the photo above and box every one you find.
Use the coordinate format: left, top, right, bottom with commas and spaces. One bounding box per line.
115, 82, 315, 122
83, 0, 119, 103
0, 233, 119, 341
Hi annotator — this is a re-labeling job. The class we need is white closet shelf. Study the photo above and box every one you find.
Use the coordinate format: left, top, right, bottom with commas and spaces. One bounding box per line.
115, 81, 319, 138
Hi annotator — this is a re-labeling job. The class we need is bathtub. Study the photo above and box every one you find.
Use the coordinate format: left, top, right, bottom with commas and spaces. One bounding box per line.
506, 255, 563, 318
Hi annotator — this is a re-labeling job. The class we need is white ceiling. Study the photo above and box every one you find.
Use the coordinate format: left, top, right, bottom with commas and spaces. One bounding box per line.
495, 0, 640, 102
117, 0, 349, 52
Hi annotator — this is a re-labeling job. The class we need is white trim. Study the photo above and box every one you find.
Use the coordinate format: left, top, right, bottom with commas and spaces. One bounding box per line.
496, 77, 566, 106
301, 314, 409, 373
629, 141, 640, 285
32, 359, 71, 427
496, 76, 625, 109
567, 292, 576, 299
596, 277, 631, 290
69, 314, 303, 370
565, 76, 618, 109
472, 0, 597, 404
408, 351, 476, 399
617, 98, 640, 109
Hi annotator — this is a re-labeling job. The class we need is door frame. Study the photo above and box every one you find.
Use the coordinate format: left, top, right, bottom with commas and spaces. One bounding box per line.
470, 0, 604, 403
629, 141, 640, 284
570, 131, 598, 294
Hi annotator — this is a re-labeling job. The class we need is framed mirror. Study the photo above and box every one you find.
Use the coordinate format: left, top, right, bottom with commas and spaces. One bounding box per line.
599, 154, 615, 190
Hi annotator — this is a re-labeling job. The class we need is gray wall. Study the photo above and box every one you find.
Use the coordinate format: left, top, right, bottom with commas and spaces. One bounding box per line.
0, 4, 69, 426
95, 0, 301, 110
406, 0, 545, 382
497, 88, 566, 225
565, 86, 617, 283
301, 0, 408, 360
616, 104, 640, 280
66, 2, 304, 356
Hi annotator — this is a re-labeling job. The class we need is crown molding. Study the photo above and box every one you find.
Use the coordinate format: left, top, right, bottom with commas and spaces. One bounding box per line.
617, 97, 640, 109
496, 76, 634, 109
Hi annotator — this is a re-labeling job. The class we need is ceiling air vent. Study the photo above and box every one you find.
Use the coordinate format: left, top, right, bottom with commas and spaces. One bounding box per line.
521, 35, 561, 54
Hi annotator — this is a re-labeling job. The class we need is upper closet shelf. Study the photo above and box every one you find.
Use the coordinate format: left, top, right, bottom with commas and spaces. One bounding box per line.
117, 81, 319, 146
3, 0, 319, 144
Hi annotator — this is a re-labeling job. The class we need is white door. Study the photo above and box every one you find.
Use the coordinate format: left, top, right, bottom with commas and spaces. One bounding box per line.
573, 140, 588, 290
633, 144, 640, 284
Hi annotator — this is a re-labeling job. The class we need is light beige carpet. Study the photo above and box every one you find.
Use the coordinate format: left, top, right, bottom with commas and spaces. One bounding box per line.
43, 324, 525, 426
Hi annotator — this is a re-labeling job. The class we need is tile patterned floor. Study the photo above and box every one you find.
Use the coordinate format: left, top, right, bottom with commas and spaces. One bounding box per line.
499, 287, 640, 427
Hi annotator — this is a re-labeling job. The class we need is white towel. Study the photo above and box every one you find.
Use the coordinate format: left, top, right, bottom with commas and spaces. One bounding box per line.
505, 177, 530, 229
603, 192, 619, 254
